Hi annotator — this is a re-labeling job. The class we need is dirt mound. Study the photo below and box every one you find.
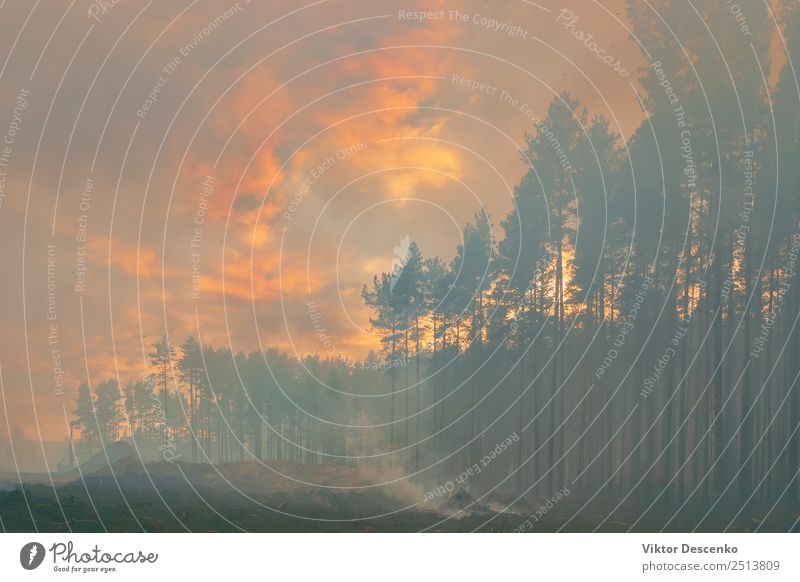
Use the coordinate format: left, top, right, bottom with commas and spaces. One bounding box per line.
78, 441, 137, 475
439, 488, 489, 514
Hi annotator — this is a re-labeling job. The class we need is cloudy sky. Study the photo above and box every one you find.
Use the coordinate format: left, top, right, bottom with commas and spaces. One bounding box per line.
0, 0, 649, 449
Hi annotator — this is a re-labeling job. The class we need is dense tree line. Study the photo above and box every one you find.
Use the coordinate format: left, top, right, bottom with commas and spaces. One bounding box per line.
359, 0, 800, 514
71, 335, 397, 465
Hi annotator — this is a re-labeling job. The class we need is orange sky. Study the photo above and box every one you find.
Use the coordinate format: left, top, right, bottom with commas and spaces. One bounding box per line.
0, 0, 727, 447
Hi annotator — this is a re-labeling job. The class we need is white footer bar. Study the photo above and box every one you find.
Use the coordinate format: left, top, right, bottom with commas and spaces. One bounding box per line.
0, 533, 797, 580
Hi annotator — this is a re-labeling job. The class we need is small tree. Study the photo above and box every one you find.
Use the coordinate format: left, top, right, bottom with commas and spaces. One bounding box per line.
149, 335, 176, 445
179, 336, 204, 462
95, 379, 121, 443
72, 382, 97, 456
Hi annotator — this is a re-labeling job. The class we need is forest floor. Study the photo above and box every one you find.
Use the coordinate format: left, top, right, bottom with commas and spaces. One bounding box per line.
0, 457, 796, 532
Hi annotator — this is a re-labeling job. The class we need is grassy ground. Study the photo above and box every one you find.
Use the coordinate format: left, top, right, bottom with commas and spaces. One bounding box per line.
2, 483, 796, 532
